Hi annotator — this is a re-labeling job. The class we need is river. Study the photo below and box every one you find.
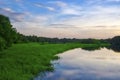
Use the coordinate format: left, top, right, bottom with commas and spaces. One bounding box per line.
34, 48, 120, 80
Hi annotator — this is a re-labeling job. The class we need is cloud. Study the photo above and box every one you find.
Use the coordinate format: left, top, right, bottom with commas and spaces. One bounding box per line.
0, 7, 26, 22
104, 0, 120, 2
49, 1, 67, 7
49, 1, 82, 15
61, 6, 82, 15
87, 0, 120, 2
12, 14, 53, 29
35, 1, 120, 29
2, 7, 14, 12
47, 24, 76, 28
85, 0, 120, 6
15, 0, 20, 2
55, 4, 120, 27
34, 3, 55, 11
14, 22, 120, 39
28, 14, 50, 23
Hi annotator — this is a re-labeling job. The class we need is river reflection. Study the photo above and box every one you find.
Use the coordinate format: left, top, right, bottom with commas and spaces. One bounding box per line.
34, 48, 120, 80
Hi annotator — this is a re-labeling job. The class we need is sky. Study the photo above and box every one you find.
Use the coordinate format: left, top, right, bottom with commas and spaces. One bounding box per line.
0, 0, 120, 39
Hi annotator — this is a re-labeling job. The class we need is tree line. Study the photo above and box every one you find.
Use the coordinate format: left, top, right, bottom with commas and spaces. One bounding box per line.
0, 15, 120, 51
18, 34, 107, 44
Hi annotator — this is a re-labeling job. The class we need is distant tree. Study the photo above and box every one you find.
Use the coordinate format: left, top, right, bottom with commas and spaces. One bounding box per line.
107, 36, 120, 52
110, 36, 120, 46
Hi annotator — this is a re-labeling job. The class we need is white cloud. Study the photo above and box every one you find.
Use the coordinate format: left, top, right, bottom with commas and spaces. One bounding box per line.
34, 3, 55, 11
0, 7, 26, 22
13, 14, 52, 28
87, 0, 120, 2
49, 1, 82, 15
85, 0, 120, 6
105, 0, 120, 2
46, 6, 55, 11
61, 6, 82, 15
49, 1, 67, 7
14, 22, 120, 39
55, 5, 120, 27
15, 0, 20, 2
2, 7, 14, 12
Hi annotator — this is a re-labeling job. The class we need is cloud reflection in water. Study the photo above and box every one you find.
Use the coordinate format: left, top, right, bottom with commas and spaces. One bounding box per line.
35, 48, 120, 80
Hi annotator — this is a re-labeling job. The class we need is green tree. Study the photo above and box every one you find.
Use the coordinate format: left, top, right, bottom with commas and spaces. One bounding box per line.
0, 15, 18, 50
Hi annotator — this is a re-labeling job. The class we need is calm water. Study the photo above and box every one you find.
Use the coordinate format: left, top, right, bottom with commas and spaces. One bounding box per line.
34, 48, 120, 80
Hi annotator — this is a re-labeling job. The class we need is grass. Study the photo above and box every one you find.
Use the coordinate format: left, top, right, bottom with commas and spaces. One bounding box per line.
0, 43, 109, 80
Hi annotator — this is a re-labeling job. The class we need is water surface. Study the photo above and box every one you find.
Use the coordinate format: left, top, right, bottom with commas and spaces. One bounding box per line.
34, 48, 120, 80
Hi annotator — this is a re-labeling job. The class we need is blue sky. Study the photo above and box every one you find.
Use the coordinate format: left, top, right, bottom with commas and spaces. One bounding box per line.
0, 0, 120, 39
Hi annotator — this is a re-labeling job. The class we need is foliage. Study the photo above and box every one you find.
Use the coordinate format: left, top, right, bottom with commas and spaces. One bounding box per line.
106, 36, 120, 52
0, 36, 6, 50
0, 15, 18, 50
110, 36, 120, 46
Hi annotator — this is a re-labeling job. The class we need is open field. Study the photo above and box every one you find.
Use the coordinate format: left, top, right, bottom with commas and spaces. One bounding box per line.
0, 43, 109, 80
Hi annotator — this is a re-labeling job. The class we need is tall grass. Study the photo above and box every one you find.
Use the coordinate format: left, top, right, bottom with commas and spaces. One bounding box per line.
0, 43, 109, 80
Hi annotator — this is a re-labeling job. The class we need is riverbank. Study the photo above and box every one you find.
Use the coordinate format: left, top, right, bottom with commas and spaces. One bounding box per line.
0, 43, 109, 80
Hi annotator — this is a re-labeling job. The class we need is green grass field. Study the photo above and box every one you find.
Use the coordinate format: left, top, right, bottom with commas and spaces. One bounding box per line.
0, 43, 109, 80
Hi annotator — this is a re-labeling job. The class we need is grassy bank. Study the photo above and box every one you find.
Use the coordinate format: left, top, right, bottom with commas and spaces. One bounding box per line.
0, 43, 109, 80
